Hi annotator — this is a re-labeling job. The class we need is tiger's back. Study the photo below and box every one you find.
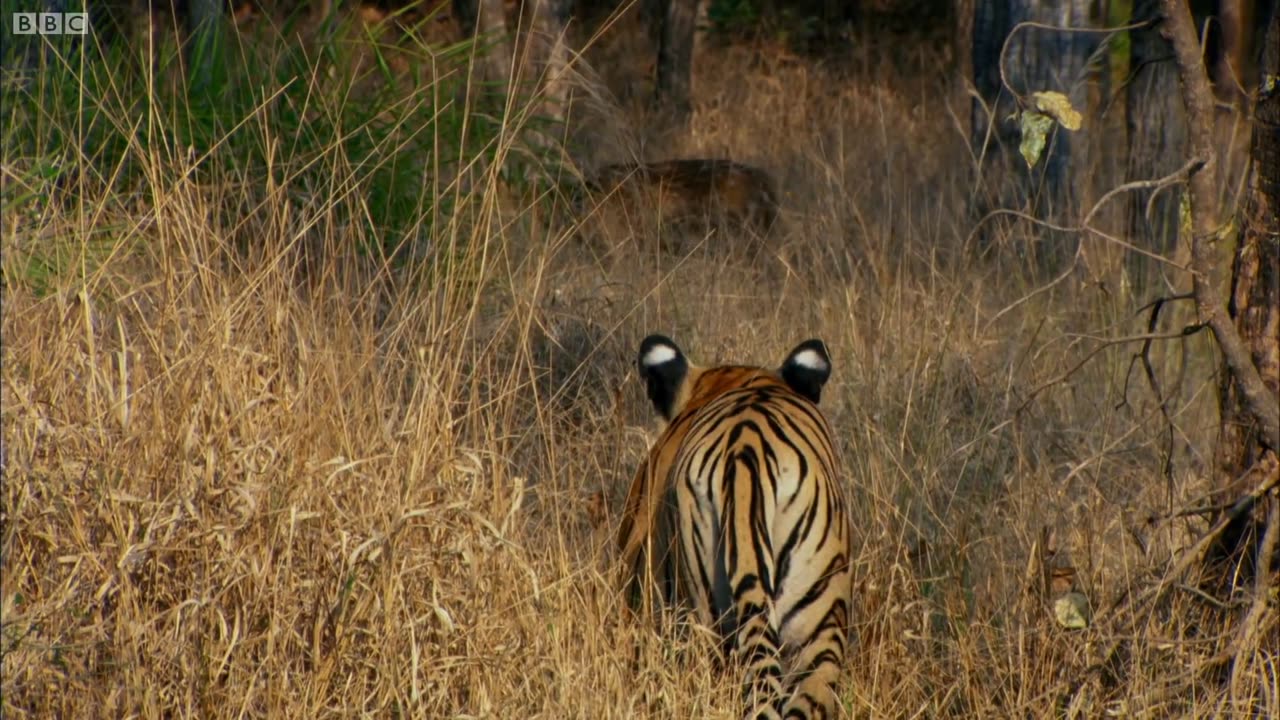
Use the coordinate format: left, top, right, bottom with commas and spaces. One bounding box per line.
619, 335, 852, 720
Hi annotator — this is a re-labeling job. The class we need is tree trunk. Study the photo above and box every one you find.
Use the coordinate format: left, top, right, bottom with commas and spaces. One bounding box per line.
454, 0, 514, 96
970, 0, 1015, 162
1124, 0, 1188, 277
653, 0, 699, 127
955, 0, 976, 137
1212, 0, 1248, 104
1209, 2, 1280, 583
986, 0, 1102, 212
527, 0, 574, 135
968, 0, 1104, 270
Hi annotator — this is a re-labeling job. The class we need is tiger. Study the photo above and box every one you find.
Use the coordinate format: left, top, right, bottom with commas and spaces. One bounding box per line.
580, 159, 780, 250
617, 334, 853, 720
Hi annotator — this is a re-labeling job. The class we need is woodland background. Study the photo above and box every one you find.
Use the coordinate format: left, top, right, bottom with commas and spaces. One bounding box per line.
2, 0, 1277, 717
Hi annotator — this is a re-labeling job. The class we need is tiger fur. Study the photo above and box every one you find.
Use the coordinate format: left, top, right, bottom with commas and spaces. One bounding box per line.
618, 334, 853, 719
586, 158, 780, 237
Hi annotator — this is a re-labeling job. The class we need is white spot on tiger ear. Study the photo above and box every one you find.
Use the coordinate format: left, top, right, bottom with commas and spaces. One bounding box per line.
642, 343, 679, 368
792, 348, 828, 372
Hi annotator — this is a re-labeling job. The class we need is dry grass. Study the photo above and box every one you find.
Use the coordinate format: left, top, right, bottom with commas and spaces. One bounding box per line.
3, 10, 1277, 719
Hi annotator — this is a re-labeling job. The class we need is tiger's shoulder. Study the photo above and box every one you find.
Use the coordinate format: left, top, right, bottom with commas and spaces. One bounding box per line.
616, 335, 835, 575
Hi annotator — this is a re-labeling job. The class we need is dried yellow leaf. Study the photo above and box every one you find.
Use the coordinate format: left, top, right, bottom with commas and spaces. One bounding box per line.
1031, 91, 1083, 131
1053, 591, 1091, 629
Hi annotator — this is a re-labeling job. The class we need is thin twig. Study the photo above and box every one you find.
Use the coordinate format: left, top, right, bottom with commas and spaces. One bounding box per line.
1080, 158, 1204, 229
1014, 327, 1206, 416
1175, 583, 1239, 610
1148, 501, 1236, 522
981, 158, 1205, 332
1138, 295, 1181, 487
1106, 466, 1280, 621
986, 246, 1082, 331
998, 20, 1152, 101
1229, 493, 1279, 700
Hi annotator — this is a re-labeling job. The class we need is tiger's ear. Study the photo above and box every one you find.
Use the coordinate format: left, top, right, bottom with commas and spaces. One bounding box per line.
638, 334, 688, 420
780, 339, 831, 404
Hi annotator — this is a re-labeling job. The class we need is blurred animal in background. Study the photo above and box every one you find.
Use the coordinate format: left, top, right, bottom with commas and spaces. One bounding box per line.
589, 159, 779, 233
574, 158, 780, 257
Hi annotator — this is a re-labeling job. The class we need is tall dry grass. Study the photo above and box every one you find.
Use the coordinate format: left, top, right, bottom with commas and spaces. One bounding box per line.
3, 7, 1276, 718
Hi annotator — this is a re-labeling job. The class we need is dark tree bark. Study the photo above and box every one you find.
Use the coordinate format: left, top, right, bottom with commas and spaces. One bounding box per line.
955, 0, 976, 133
1157, 0, 1280, 456
452, 0, 700, 131
453, 0, 513, 95
1212, 0, 1248, 104
968, 0, 1105, 269
653, 0, 699, 126
970, 0, 1014, 158
1209, 2, 1280, 582
453, 0, 481, 36
979, 0, 1103, 209
528, 0, 574, 132
1125, 0, 1188, 267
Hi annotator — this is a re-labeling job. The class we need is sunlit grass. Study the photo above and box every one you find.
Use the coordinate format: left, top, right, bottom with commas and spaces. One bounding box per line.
1, 5, 1273, 719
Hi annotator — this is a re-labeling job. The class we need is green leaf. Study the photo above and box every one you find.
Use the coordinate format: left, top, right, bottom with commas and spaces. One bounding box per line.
1018, 111, 1055, 168
1053, 591, 1091, 629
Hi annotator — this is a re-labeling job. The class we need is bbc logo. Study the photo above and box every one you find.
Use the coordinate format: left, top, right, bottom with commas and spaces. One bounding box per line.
13, 13, 90, 35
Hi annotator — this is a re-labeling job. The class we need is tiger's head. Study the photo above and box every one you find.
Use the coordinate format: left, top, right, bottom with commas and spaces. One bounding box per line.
636, 334, 832, 423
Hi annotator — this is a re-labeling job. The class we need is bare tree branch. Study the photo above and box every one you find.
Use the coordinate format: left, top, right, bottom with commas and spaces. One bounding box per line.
1101, 462, 1279, 620
1121, 292, 1199, 484
978, 157, 1204, 331
1014, 325, 1206, 416
997, 19, 1150, 102
1158, 0, 1280, 453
